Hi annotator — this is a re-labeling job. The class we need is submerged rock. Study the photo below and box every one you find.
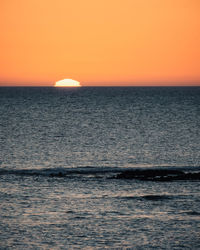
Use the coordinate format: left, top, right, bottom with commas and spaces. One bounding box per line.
50, 172, 65, 177
114, 169, 200, 181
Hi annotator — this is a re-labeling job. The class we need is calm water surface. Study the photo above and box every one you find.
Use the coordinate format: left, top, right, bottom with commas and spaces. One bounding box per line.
0, 87, 200, 249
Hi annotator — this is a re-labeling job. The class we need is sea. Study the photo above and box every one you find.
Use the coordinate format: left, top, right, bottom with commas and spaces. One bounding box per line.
0, 86, 199, 249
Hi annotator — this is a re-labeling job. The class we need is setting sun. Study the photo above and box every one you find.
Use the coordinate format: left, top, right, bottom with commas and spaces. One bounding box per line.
54, 79, 81, 87
0, 0, 200, 86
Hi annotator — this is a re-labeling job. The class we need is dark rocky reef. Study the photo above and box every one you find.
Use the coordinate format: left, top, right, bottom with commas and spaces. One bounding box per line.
114, 169, 200, 181
50, 172, 66, 177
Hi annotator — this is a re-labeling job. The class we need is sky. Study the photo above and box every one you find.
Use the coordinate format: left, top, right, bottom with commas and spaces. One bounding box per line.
0, 0, 200, 86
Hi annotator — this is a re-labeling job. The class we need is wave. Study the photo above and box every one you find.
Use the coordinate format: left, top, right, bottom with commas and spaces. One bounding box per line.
0, 166, 200, 180
0, 166, 125, 177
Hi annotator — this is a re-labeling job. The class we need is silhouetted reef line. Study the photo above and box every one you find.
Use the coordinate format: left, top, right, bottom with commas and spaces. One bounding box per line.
113, 169, 200, 181
0, 167, 200, 181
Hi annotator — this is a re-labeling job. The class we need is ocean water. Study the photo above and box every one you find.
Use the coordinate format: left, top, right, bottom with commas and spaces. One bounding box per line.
0, 86, 199, 249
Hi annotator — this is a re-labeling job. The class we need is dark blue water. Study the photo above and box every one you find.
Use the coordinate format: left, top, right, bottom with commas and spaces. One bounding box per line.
0, 87, 200, 249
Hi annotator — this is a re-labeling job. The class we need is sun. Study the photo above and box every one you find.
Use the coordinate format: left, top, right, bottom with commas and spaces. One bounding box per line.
54, 79, 81, 87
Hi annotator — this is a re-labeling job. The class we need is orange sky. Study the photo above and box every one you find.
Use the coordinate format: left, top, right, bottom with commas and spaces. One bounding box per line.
0, 0, 200, 86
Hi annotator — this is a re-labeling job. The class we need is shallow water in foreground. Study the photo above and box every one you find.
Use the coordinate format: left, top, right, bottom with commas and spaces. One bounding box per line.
0, 87, 200, 249
1, 174, 200, 249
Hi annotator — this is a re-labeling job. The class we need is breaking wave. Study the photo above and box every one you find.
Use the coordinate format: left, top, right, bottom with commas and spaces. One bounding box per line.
0, 166, 200, 179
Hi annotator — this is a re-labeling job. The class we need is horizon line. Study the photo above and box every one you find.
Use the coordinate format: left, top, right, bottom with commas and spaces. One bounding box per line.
0, 81, 200, 87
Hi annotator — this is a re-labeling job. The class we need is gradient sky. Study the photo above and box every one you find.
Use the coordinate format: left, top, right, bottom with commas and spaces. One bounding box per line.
0, 0, 200, 86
